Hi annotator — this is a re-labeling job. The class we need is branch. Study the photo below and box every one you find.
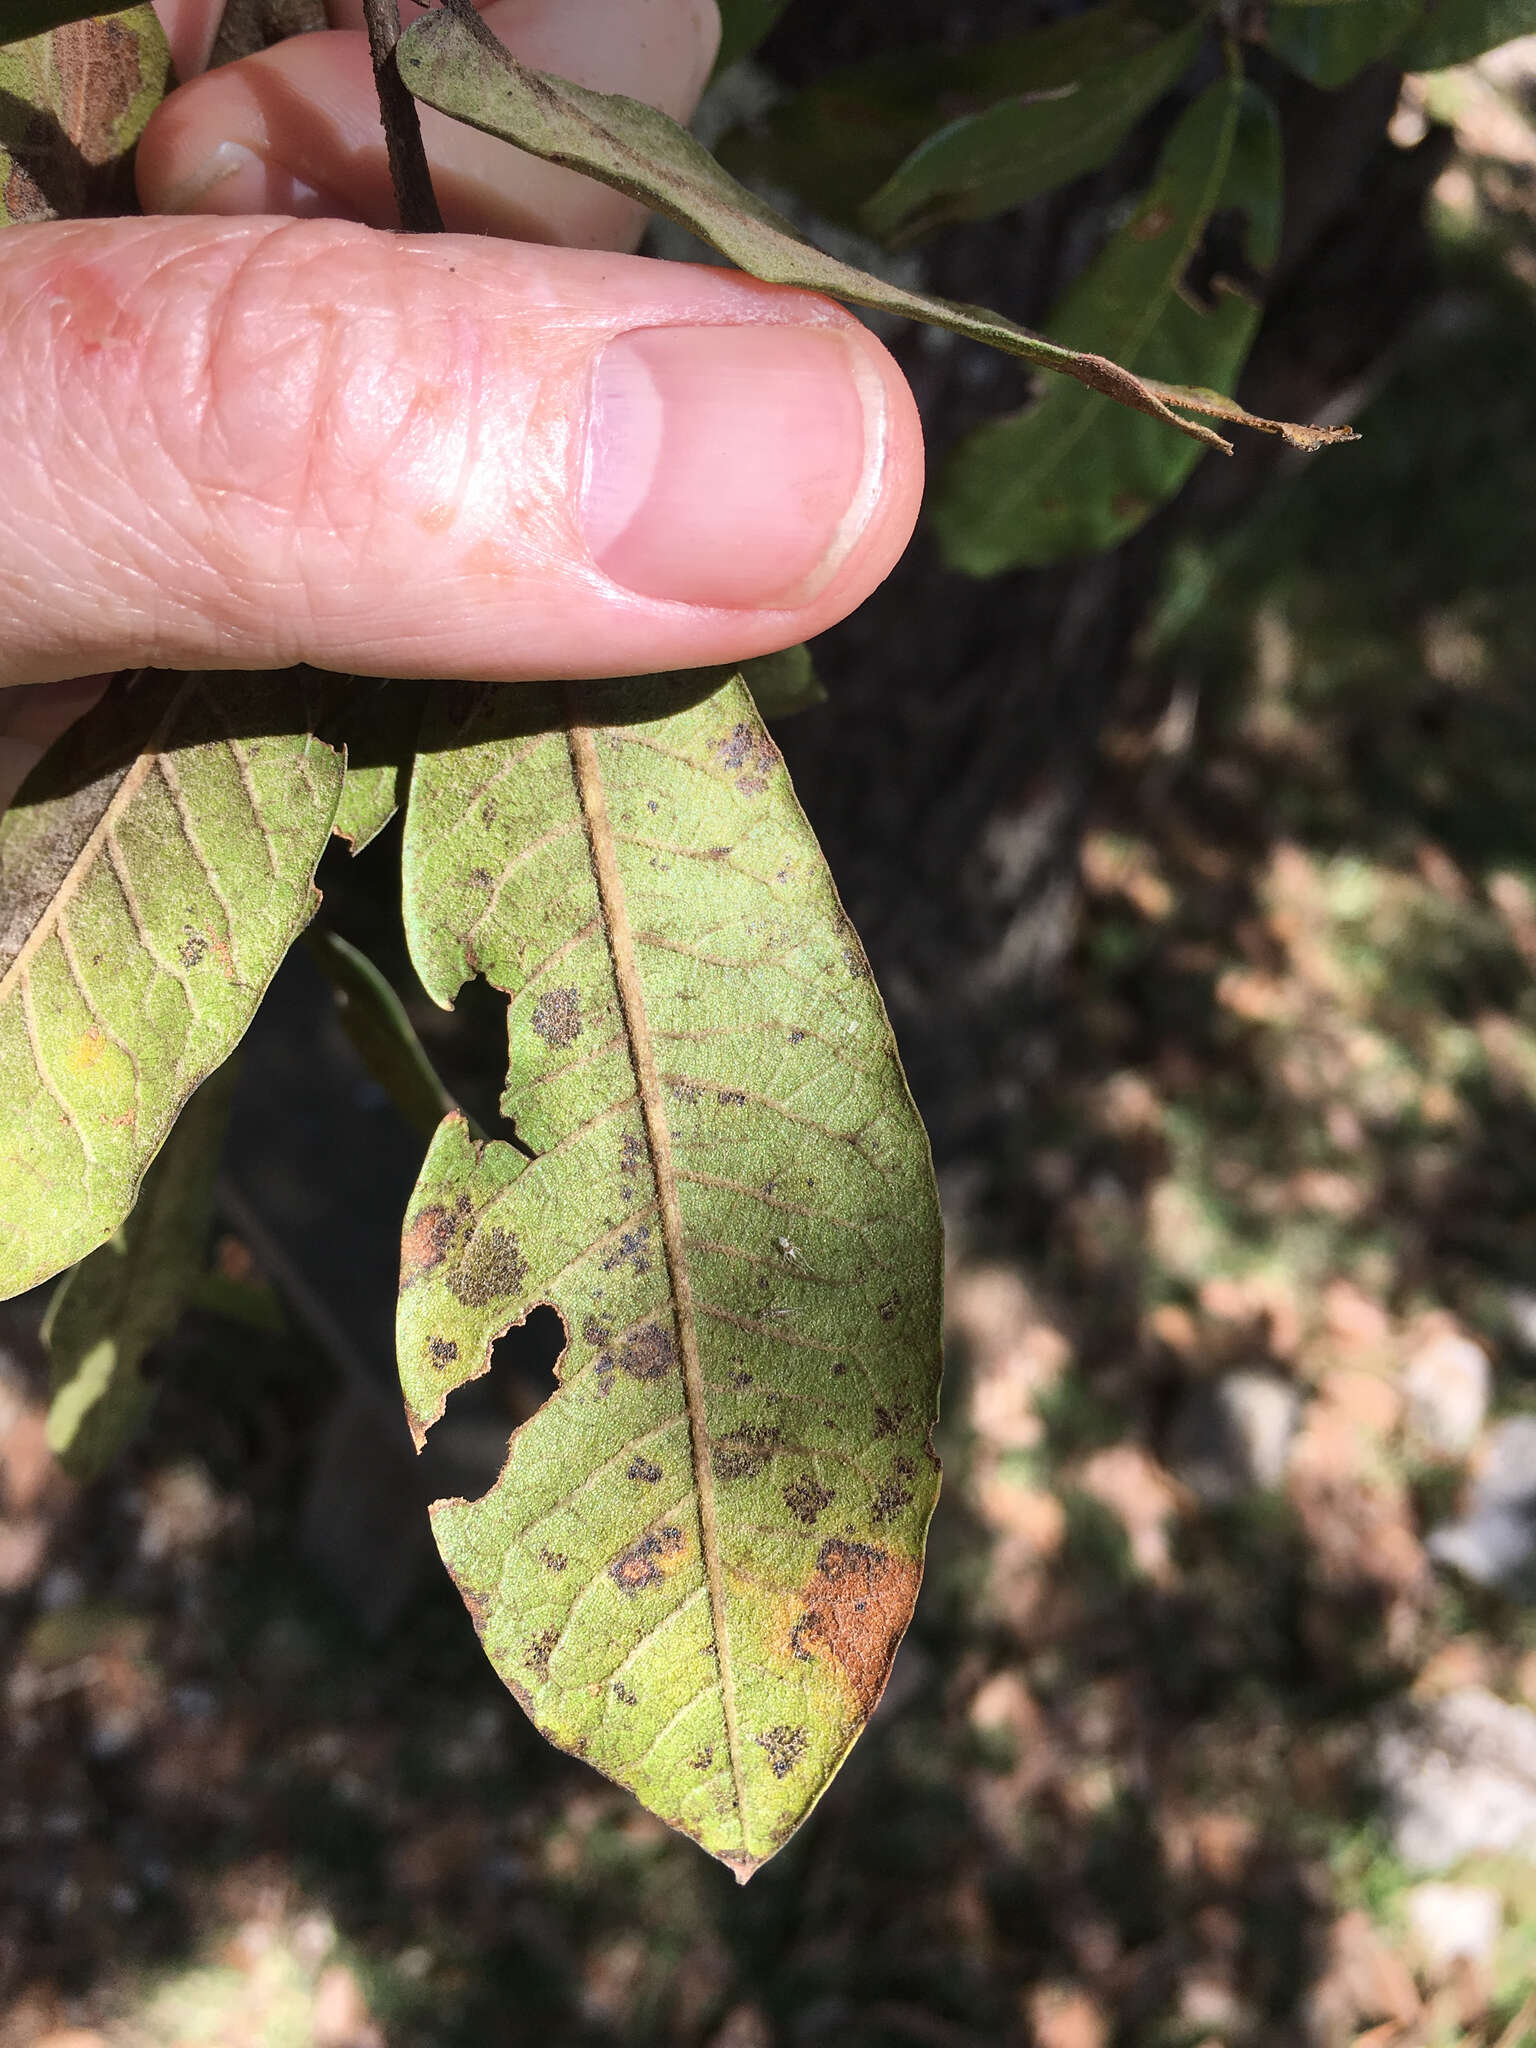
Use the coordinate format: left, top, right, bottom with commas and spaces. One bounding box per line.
360, 0, 444, 233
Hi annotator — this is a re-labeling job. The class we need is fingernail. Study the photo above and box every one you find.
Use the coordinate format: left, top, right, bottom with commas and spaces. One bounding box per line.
581, 324, 884, 609
159, 139, 336, 219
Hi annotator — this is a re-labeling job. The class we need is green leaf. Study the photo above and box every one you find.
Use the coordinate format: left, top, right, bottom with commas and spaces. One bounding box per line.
713, 0, 793, 75
397, 2, 1352, 456
934, 78, 1282, 576
306, 927, 461, 1142
1267, 0, 1424, 87
0, 5, 170, 225
859, 18, 1203, 246
1, 0, 144, 47
0, 671, 345, 1299
396, 673, 943, 1877
42, 1060, 234, 1479
741, 645, 826, 722
330, 678, 427, 855
718, 0, 1196, 231
1400, 0, 1536, 65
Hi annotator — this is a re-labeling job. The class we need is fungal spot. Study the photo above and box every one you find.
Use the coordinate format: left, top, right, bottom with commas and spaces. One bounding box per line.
427, 1336, 458, 1369
670, 1079, 702, 1106
689, 1746, 714, 1771
539, 1547, 568, 1572
628, 1456, 663, 1484
601, 1226, 653, 1276
524, 1628, 559, 1677
872, 1404, 900, 1440
878, 1295, 900, 1324
790, 1539, 922, 1714
755, 1725, 808, 1779
870, 1475, 915, 1523
179, 930, 208, 969
620, 1133, 645, 1177
609, 1524, 685, 1593
711, 720, 781, 796
783, 1476, 835, 1526
582, 1316, 611, 1349
612, 1680, 638, 1706
531, 984, 582, 1049
467, 867, 493, 889
789, 1030, 805, 1046
712, 1425, 781, 1481
717, 1089, 746, 1108
445, 1224, 527, 1308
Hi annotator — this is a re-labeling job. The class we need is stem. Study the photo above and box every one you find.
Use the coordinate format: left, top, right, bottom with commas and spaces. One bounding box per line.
360, 0, 444, 233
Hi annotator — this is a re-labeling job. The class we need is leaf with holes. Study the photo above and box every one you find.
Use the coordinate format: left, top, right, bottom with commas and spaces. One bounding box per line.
397, 672, 943, 1878
934, 78, 1281, 575
0, 670, 345, 1298
43, 1059, 234, 1479
397, 1, 1354, 456
0, 4, 169, 225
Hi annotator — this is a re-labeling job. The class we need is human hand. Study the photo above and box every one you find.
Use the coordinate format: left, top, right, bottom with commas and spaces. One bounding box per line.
0, 0, 923, 807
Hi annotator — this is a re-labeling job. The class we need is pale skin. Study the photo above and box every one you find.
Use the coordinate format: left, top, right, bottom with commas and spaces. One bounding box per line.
0, 0, 925, 807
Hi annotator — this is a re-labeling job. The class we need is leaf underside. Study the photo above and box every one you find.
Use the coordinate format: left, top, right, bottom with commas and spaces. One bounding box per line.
0, 670, 344, 1297
43, 1059, 234, 1478
396, 3, 1353, 456
0, 5, 169, 225
397, 674, 943, 1877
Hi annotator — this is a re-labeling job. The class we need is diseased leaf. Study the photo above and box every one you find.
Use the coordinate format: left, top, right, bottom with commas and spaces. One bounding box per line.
42, 1061, 234, 1479
1, 0, 144, 47
330, 678, 427, 855
397, 673, 943, 1877
934, 79, 1281, 576
718, 1, 1197, 233
741, 646, 826, 722
860, 19, 1202, 246
0, 4, 169, 225
1400, 0, 1536, 65
397, 2, 1351, 456
0, 671, 346, 1298
306, 927, 461, 1141
1266, 0, 1423, 86
712, 0, 793, 75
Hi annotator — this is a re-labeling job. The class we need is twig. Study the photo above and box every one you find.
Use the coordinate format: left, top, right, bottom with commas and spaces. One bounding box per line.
359, 0, 443, 233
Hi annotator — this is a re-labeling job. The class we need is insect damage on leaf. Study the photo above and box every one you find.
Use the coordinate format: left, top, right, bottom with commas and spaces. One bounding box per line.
395, 0, 1353, 457
397, 672, 943, 1877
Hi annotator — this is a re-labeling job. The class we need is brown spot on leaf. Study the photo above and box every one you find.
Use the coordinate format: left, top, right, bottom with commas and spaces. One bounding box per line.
712, 1426, 781, 1481
717, 1089, 746, 1108
531, 984, 582, 1049
444, 1225, 527, 1308
670, 1079, 702, 1106
792, 1539, 921, 1714
689, 1746, 714, 1771
467, 866, 493, 888
524, 1628, 559, 1677
783, 1476, 835, 1526
400, 1194, 472, 1290
878, 1295, 900, 1323
1133, 202, 1176, 241
612, 1680, 638, 1706
872, 1404, 900, 1439
610, 1524, 685, 1593
756, 1725, 808, 1779
539, 1547, 568, 1572
627, 1456, 663, 1484
613, 1322, 677, 1383
179, 931, 208, 969
427, 1336, 458, 1369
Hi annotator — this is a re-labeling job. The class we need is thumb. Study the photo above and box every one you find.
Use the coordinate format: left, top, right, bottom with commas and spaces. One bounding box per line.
1, 216, 923, 689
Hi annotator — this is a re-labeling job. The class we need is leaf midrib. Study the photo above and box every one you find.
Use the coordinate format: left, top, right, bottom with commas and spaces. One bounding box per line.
563, 704, 752, 1868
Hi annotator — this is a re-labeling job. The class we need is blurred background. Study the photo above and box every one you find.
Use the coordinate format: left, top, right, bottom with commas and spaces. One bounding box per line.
8, 5, 1536, 2045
